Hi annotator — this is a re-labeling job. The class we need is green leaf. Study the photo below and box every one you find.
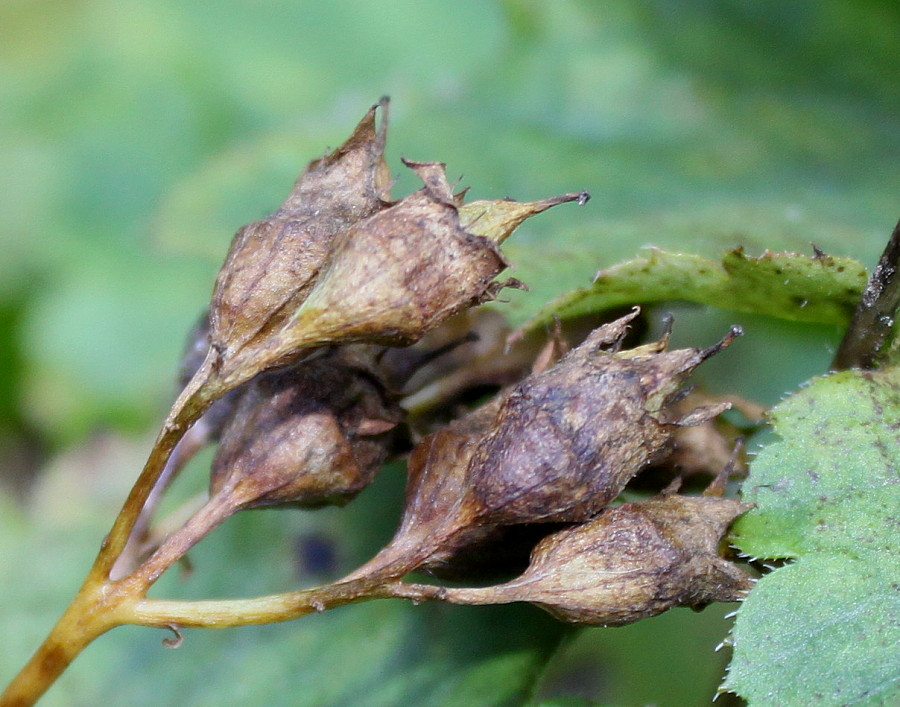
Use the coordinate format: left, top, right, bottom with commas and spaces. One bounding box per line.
522, 248, 867, 331
725, 367, 900, 706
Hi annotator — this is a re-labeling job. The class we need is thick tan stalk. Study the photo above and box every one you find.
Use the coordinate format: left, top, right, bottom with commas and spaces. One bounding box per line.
3, 353, 230, 706
0, 583, 135, 707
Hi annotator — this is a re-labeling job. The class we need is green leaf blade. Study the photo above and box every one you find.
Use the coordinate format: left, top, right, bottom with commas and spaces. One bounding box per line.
523, 248, 867, 332
726, 368, 900, 705
727, 555, 899, 707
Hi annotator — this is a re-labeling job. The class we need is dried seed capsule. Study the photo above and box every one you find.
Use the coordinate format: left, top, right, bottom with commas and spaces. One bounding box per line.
347, 313, 740, 581
340, 396, 505, 580
209, 99, 391, 375
209, 345, 402, 509
466, 311, 741, 524
439, 493, 752, 626
258, 162, 589, 359
204, 171, 582, 399
190, 99, 584, 407
264, 160, 515, 354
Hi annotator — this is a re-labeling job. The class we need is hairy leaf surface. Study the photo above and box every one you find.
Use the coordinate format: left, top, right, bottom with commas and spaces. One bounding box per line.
726, 368, 900, 706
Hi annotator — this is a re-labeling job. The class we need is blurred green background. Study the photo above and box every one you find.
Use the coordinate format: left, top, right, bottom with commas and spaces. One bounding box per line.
1, 1, 897, 705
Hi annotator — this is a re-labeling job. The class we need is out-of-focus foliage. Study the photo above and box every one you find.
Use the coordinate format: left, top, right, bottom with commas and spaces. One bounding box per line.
1, 0, 898, 704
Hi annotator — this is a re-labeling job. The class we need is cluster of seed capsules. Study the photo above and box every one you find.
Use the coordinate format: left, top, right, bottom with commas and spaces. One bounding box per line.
168, 98, 752, 626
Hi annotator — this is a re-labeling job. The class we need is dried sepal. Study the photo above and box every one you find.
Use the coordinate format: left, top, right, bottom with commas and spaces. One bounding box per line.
440, 493, 752, 626
458, 191, 590, 244
656, 391, 754, 479
210, 345, 402, 509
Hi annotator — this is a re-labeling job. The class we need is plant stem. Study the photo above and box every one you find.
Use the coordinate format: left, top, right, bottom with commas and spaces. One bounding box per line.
0, 575, 456, 705
388, 581, 505, 606
4, 341, 376, 705
1, 353, 226, 706
0, 463, 218, 707
89, 352, 221, 582
0, 579, 134, 707
833, 219, 900, 370
129, 577, 402, 628
120, 492, 241, 591
124, 577, 509, 631
111, 419, 215, 579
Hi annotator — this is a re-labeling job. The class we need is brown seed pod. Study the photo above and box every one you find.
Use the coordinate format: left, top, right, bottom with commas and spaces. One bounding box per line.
210, 100, 391, 373
209, 345, 402, 510
438, 493, 752, 626
466, 311, 742, 524
267, 160, 516, 352
201, 105, 584, 398
348, 313, 740, 581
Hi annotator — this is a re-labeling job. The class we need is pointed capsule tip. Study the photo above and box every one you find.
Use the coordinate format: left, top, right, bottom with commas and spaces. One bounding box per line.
374, 96, 390, 141
545, 191, 590, 208
699, 325, 743, 362
402, 159, 455, 205
580, 307, 640, 353
656, 312, 675, 348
